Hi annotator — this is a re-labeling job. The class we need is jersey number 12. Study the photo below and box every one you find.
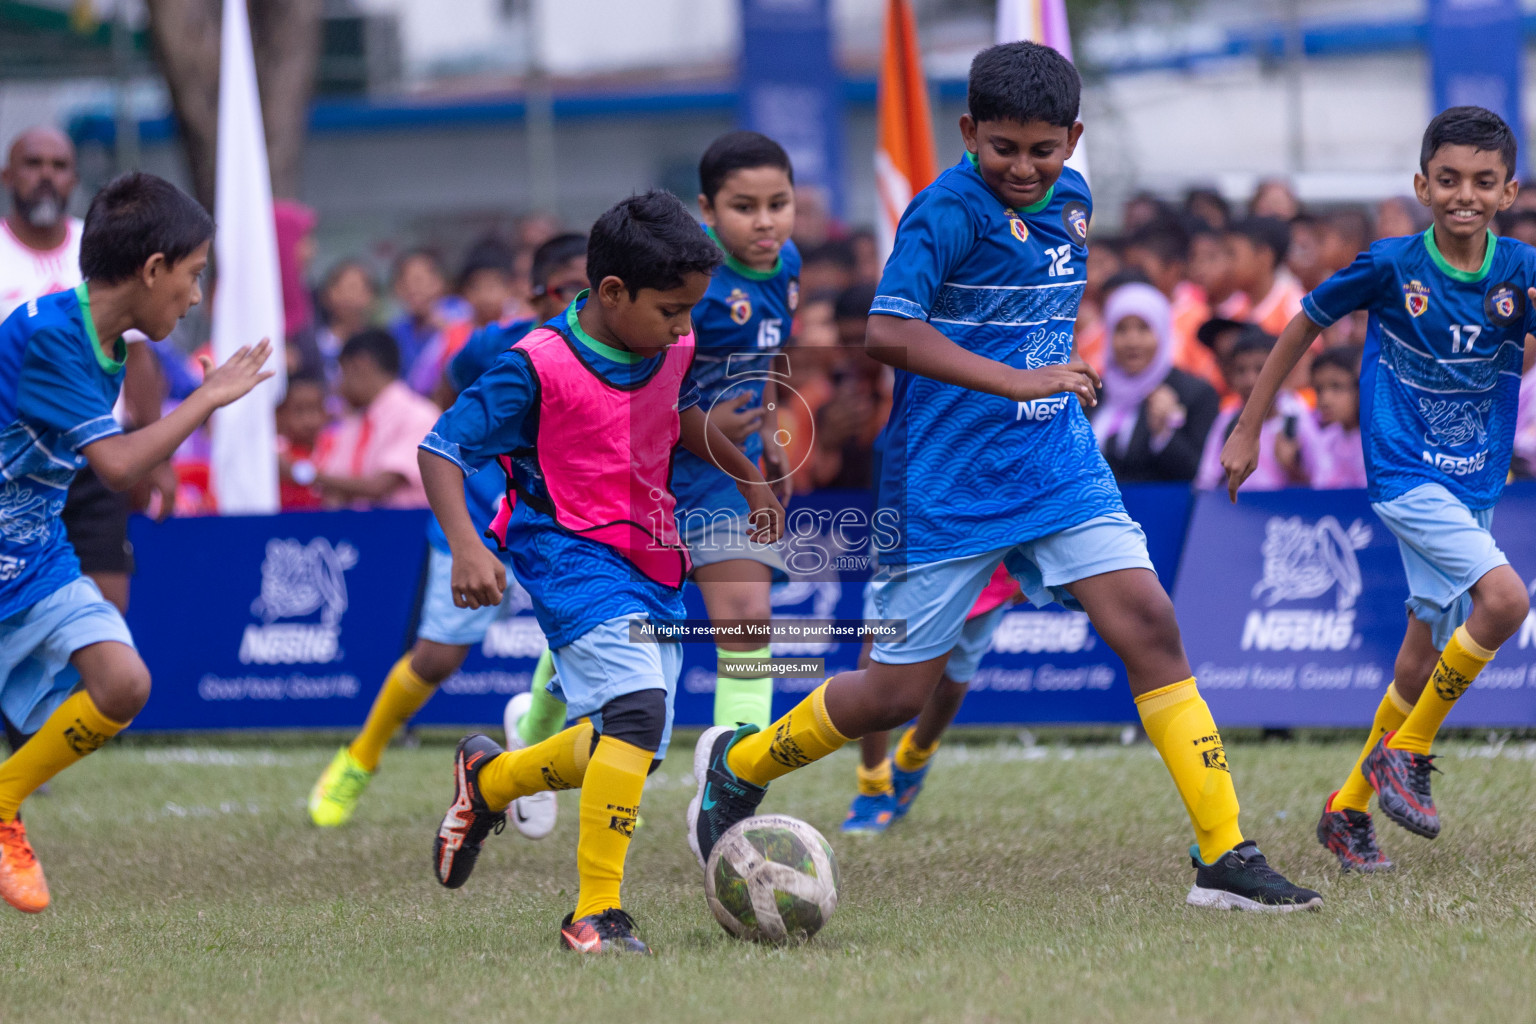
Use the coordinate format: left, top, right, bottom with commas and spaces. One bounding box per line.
1045, 245, 1073, 277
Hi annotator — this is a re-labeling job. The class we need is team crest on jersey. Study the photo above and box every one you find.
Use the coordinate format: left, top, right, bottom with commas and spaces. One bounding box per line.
728, 288, 752, 325
787, 278, 800, 313
1403, 280, 1430, 318
1484, 280, 1524, 327
1061, 201, 1089, 244
1007, 212, 1029, 244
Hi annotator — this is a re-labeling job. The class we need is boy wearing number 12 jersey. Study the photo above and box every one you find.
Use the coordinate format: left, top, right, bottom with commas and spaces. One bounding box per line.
687, 41, 1320, 911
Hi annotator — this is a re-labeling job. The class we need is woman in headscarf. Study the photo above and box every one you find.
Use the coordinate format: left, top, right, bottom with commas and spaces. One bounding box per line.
1090, 282, 1219, 483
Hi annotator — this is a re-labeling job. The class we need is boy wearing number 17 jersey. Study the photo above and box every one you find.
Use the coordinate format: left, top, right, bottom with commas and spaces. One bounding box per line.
1223, 107, 1535, 872
688, 41, 1320, 911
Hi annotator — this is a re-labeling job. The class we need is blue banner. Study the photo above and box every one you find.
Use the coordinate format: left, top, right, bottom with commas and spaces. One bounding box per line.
738, 0, 846, 216
1173, 485, 1536, 727
1428, 0, 1523, 170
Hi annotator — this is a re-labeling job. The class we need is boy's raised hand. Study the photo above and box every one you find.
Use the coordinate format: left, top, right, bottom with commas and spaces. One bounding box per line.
196, 338, 276, 407
1220, 424, 1261, 503
1009, 359, 1100, 408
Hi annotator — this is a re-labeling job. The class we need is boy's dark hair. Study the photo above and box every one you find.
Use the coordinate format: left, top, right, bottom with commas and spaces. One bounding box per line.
530, 232, 588, 289
834, 283, 878, 323
1183, 187, 1231, 230
1324, 208, 1373, 252
339, 328, 401, 377
1228, 325, 1277, 361
587, 189, 722, 298
1102, 267, 1152, 294
699, 130, 794, 202
968, 41, 1080, 128
1311, 344, 1361, 379
457, 236, 516, 290
1420, 105, 1517, 179
392, 247, 444, 282
1126, 222, 1190, 266
1228, 216, 1291, 267
80, 172, 214, 284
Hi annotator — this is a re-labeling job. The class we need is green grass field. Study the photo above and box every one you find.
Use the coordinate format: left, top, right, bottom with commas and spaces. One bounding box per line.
5, 732, 1536, 1023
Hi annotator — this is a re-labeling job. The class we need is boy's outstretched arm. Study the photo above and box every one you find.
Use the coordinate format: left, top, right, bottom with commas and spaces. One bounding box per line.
419, 449, 505, 609
866, 315, 1100, 407
1220, 312, 1324, 501
81, 339, 274, 492
678, 404, 784, 544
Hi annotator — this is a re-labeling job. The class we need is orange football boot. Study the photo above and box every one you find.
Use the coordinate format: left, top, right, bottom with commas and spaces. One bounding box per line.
0, 818, 49, 913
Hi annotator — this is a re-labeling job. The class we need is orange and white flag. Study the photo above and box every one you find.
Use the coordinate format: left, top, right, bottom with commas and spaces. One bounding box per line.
874, 0, 937, 262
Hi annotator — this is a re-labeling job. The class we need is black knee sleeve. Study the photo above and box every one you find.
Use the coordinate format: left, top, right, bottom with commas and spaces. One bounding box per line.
594, 688, 667, 753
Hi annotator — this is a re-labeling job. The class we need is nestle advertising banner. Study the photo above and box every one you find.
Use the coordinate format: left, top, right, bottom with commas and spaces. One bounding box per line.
1173, 484, 1536, 727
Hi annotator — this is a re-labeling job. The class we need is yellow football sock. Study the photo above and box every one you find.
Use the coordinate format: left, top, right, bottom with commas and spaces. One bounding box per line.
726, 682, 848, 787
0, 691, 127, 821
714, 645, 775, 730
348, 655, 436, 772
1135, 677, 1244, 864
1390, 626, 1496, 755
1331, 683, 1413, 812
574, 735, 652, 918
857, 759, 893, 797
894, 730, 939, 773
478, 721, 594, 810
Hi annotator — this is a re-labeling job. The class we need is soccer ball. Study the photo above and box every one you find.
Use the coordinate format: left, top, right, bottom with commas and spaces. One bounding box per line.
705, 814, 840, 944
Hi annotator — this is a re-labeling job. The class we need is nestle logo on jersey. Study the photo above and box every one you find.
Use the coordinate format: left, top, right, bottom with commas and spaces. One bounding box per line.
1421, 449, 1487, 476
1403, 280, 1430, 318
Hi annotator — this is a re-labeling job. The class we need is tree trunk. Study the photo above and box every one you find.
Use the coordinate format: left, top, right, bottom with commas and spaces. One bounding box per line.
144, 0, 322, 209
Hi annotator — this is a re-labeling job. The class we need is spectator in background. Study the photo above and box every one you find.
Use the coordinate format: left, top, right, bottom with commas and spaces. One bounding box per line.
1314, 210, 1374, 347
1122, 191, 1171, 233
808, 283, 888, 490
1249, 177, 1300, 221
799, 238, 856, 298
1188, 222, 1237, 317
315, 260, 379, 387
309, 330, 440, 509
849, 226, 882, 286
1184, 186, 1230, 230
275, 374, 330, 511
1196, 328, 1315, 491
1072, 234, 1126, 370
1091, 283, 1219, 484
1514, 367, 1536, 478
1497, 208, 1536, 246
1289, 346, 1366, 489
388, 248, 450, 382
1286, 212, 1326, 291
1375, 195, 1431, 240
791, 185, 838, 249
1224, 217, 1305, 339
274, 199, 320, 379
1194, 316, 1247, 399
409, 237, 517, 396
1122, 221, 1220, 387
781, 290, 840, 494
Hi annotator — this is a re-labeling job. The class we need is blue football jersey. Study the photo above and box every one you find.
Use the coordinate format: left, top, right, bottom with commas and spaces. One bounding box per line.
669, 233, 800, 518
870, 154, 1123, 564
1303, 228, 1536, 509
0, 285, 126, 619
427, 318, 537, 555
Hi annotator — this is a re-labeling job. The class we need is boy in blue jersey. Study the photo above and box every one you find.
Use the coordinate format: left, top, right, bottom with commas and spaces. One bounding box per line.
421, 191, 783, 953
0, 173, 273, 912
689, 41, 1321, 912
307, 234, 588, 835
1224, 107, 1536, 873
673, 130, 798, 731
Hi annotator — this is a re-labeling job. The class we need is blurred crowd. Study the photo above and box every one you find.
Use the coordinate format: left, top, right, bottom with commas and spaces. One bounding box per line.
148, 179, 1536, 514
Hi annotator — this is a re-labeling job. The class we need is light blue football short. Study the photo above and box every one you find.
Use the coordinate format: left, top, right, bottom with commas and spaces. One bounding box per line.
1372, 482, 1508, 649
869, 512, 1154, 666
0, 577, 134, 735
859, 580, 1006, 682
416, 545, 522, 647
680, 511, 787, 580
548, 616, 682, 758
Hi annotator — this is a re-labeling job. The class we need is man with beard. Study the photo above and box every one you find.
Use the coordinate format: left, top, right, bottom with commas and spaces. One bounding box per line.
0, 127, 173, 753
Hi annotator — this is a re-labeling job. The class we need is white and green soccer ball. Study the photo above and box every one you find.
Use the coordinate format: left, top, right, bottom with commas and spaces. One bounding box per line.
705, 814, 840, 944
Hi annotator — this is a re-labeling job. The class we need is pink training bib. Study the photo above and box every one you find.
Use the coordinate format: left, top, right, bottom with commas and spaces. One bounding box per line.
491, 325, 694, 589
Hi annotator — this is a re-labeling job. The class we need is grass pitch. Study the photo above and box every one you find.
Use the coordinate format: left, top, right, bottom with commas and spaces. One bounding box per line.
5, 732, 1536, 1023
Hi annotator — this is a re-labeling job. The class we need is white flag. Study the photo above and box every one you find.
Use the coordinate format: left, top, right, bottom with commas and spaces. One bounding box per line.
210, 0, 286, 515
996, 0, 1089, 183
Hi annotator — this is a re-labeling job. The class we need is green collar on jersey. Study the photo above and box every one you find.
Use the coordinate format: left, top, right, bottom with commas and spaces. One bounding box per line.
74, 282, 126, 374
567, 290, 642, 364
704, 225, 782, 281
1423, 226, 1496, 283
964, 149, 1055, 214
